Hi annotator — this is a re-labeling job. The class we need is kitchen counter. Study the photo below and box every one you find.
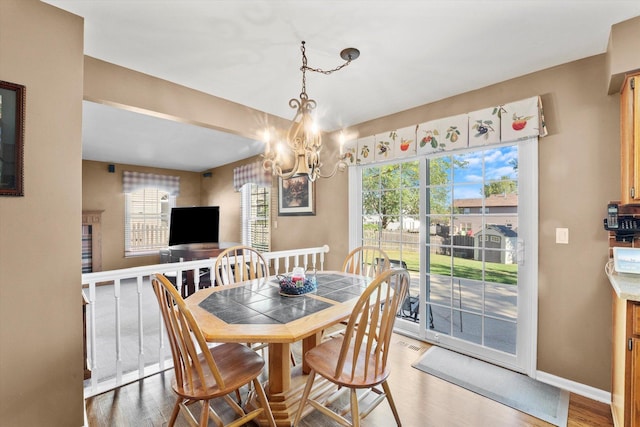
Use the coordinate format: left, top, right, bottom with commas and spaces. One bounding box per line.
607, 263, 640, 301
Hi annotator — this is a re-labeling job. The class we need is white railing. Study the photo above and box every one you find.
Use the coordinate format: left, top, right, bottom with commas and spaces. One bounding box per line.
81, 245, 330, 398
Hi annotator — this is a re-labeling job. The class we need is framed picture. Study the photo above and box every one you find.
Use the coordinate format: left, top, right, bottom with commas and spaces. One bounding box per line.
278, 174, 315, 216
0, 80, 26, 196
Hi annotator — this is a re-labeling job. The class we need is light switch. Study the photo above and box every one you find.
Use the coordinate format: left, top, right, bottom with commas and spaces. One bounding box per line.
555, 228, 569, 244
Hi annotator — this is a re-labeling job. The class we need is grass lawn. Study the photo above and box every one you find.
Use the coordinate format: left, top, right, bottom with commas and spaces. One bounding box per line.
384, 250, 517, 285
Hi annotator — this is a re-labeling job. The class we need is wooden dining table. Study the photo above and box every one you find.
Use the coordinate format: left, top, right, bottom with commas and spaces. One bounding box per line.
185, 271, 372, 426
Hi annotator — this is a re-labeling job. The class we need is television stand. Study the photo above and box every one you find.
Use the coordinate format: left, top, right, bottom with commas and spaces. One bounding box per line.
167, 242, 238, 262
165, 242, 239, 296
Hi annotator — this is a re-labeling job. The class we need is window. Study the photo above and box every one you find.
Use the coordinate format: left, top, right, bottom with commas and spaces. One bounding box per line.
459, 222, 473, 235
241, 183, 270, 252
125, 188, 175, 255
359, 160, 421, 271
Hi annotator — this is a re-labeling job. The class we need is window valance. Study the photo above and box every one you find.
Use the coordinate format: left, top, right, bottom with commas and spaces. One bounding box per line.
233, 161, 272, 191
343, 96, 547, 165
123, 171, 180, 195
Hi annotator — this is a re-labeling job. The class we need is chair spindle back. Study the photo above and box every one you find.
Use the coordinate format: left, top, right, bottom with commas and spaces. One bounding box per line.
342, 246, 391, 279
151, 273, 225, 394
215, 245, 269, 286
337, 268, 410, 382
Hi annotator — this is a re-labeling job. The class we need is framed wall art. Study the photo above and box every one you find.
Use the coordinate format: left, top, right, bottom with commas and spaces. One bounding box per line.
0, 80, 26, 196
278, 174, 315, 216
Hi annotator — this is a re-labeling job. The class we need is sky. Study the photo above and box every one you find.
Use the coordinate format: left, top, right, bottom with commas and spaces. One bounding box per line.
449, 144, 518, 200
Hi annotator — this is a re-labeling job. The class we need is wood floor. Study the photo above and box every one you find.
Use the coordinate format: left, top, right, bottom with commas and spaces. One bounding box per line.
85, 333, 614, 427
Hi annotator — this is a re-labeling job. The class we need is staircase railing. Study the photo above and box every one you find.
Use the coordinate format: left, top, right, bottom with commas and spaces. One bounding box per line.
81, 245, 330, 398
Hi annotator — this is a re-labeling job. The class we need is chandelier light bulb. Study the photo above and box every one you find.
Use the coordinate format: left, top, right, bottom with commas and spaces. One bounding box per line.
263, 129, 271, 154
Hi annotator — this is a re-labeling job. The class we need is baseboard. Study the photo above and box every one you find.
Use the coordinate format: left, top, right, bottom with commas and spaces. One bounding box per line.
536, 370, 611, 404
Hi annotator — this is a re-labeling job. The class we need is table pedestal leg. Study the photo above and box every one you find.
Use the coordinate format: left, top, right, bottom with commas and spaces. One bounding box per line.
267, 343, 291, 394
302, 332, 321, 374
249, 337, 333, 426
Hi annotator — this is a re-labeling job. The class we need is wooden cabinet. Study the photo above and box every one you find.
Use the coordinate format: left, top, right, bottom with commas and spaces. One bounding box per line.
633, 303, 640, 425
633, 335, 640, 425
621, 73, 640, 205
612, 291, 640, 427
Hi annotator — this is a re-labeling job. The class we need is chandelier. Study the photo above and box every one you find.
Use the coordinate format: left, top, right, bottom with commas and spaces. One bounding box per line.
262, 41, 360, 181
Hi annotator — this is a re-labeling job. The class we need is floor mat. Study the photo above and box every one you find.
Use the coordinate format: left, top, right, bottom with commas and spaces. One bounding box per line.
412, 346, 569, 426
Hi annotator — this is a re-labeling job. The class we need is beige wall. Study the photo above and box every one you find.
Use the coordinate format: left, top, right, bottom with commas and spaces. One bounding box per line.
0, 1, 85, 425
82, 160, 202, 270
340, 55, 620, 390
201, 150, 350, 270
200, 160, 245, 244
607, 15, 640, 93
268, 145, 350, 271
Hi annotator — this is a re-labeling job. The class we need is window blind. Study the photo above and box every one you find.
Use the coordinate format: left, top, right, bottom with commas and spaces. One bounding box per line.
241, 183, 270, 252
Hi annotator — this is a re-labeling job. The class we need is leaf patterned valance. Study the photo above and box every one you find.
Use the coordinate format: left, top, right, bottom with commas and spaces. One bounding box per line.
123, 171, 180, 195
342, 96, 547, 165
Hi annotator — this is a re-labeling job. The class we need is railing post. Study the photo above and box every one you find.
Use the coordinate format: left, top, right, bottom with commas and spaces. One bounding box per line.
114, 278, 122, 385
136, 275, 145, 377
88, 280, 98, 395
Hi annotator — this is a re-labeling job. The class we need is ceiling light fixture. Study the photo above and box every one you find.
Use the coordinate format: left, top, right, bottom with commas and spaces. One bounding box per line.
262, 41, 359, 181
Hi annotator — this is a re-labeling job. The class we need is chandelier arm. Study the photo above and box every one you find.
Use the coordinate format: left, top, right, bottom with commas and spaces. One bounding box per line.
316, 158, 349, 180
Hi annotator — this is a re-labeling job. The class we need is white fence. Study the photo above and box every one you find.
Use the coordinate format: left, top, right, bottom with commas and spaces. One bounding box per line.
128, 223, 168, 251
81, 245, 330, 398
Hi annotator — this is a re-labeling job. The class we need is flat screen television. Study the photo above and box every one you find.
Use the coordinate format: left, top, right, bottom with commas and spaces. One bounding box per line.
168, 206, 220, 247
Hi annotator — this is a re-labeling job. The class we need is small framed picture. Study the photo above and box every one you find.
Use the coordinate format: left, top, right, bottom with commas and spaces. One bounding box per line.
0, 80, 26, 196
278, 174, 315, 216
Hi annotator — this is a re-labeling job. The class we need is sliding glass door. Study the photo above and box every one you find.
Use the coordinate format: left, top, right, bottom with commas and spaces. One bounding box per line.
423, 142, 536, 373
351, 141, 537, 374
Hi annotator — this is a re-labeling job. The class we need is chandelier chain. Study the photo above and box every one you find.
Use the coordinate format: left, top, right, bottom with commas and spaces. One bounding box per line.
299, 41, 354, 98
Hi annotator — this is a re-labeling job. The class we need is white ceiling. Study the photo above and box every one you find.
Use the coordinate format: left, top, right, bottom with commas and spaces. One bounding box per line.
42, 0, 640, 172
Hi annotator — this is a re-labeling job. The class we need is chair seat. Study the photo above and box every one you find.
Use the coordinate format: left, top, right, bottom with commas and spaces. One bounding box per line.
305, 337, 391, 388
294, 269, 409, 427
173, 342, 265, 400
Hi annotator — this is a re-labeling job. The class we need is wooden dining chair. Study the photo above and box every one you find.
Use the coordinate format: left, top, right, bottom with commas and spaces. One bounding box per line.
324, 246, 393, 339
214, 245, 269, 286
151, 273, 276, 427
293, 268, 410, 427
342, 246, 391, 278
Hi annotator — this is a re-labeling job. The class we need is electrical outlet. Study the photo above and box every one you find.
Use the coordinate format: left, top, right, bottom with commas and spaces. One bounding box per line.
555, 228, 569, 244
